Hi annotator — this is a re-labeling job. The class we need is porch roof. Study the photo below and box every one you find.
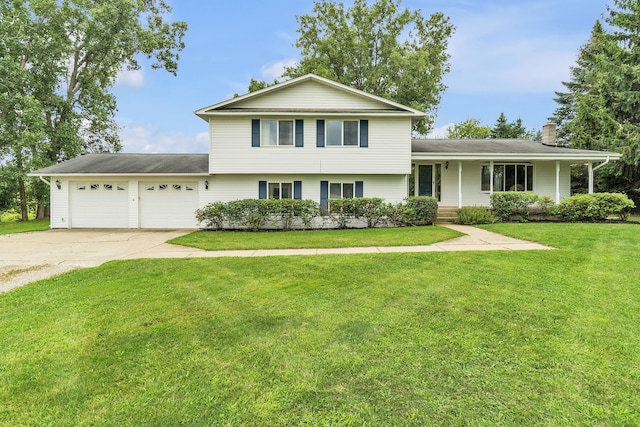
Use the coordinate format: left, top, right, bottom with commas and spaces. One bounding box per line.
411, 139, 621, 162
29, 153, 209, 176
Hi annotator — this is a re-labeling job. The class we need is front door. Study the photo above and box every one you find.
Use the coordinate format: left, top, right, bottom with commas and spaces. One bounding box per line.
416, 164, 441, 201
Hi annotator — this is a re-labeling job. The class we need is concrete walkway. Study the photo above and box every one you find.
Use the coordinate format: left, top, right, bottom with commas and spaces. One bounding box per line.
0, 225, 552, 293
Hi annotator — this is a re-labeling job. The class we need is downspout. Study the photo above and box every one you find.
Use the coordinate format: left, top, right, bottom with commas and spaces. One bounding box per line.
39, 176, 51, 186
593, 156, 611, 172
588, 156, 610, 194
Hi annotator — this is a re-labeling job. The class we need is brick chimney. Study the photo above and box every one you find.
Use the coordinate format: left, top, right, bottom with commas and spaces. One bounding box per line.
542, 122, 557, 146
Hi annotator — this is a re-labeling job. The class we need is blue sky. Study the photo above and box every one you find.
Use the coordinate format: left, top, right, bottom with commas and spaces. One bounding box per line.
113, 0, 609, 153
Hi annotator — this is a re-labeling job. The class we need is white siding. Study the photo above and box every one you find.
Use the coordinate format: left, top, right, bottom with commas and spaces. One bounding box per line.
209, 117, 411, 175
236, 80, 389, 110
201, 174, 407, 205
127, 180, 139, 228
50, 177, 69, 229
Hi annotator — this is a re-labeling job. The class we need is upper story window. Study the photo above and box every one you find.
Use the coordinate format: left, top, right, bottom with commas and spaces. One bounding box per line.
481, 164, 533, 192
326, 120, 359, 146
261, 120, 293, 146
317, 119, 368, 148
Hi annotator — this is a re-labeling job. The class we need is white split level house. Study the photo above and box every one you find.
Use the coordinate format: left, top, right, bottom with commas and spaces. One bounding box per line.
31, 73, 621, 229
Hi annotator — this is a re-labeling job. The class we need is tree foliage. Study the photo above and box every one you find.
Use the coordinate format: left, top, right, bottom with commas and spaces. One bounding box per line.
490, 113, 528, 139
550, 1, 640, 190
0, 0, 187, 220
283, 0, 454, 134
447, 118, 491, 139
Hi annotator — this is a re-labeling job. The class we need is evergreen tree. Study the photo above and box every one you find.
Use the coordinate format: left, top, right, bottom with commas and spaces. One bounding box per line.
551, 2, 640, 191
490, 113, 528, 139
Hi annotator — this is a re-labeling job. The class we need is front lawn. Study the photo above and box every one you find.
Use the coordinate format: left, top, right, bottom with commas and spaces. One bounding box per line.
0, 219, 50, 235
1, 223, 639, 425
169, 225, 462, 250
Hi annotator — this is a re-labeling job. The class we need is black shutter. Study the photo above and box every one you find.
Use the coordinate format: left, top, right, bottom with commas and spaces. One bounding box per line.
295, 120, 304, 147
359, 120, 368, 148
320, 181, 329, 213
293, 181, 302, 200
316, 120, 325, 147
355, 181, 364, 197
258, 180, 267, 199
252, 119, 260, 147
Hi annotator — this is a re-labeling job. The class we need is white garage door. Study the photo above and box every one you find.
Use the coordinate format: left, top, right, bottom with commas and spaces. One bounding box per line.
139, 182, 198, 228
71, 182, 129, 228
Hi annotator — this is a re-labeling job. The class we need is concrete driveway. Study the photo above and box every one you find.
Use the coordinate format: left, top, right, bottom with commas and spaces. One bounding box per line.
0, 229, 194, 293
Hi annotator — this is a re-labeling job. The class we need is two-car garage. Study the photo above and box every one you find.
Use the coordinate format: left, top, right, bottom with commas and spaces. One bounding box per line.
34, 153, 210, 229
68, 180, 199, 229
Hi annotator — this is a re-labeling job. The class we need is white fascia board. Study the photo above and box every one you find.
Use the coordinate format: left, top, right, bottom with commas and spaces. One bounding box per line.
411, 153, 622, 162
201, 110, 422, 118
27, 173, 211, 177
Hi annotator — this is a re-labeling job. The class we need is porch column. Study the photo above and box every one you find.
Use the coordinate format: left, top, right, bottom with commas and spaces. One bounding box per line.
555, 161, 561, 203
489, 160, 494, 195
458, 161, 463, 208
588, 162, 594, 194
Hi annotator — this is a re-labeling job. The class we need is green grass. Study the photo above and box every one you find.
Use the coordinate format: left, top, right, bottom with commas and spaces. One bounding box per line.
1, 223, 639, 425
169, 225, 463, 250
0, 219, 50, 235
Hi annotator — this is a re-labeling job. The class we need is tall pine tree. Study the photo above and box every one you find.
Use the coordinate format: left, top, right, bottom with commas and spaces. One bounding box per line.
551, 1, 640, 191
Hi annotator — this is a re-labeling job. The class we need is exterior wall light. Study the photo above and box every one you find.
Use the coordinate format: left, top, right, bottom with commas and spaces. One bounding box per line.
204, 180, 209, 190
55, 179, 61, 190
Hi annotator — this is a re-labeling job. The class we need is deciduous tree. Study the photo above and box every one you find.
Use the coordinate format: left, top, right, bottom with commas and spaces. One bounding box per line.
283, 0, 454, 134
0, 0, 187, 220
447, 118, 491, 139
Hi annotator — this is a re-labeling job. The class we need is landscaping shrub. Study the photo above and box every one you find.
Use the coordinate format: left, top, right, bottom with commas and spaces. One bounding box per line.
195, 201, 227, 230
271, 199, 319, 230
352, 198, 386, 228
455, 206, 497, 225
490, 192, 540, 222
196, 197, 441, 230
224, 199, 273, 231
328, 198, 359, 229
402, 196, 438, 226
555, 192, 635, 221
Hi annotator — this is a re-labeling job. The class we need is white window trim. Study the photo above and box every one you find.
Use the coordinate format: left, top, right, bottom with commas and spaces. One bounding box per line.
329, 182, 355, 199
261, 119, 294, 147
481, 163, 534, 193
267, 182, 294, 199
325, 120, 359, 147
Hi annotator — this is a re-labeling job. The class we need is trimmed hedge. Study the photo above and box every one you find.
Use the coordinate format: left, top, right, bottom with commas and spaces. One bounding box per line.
196, 196, 439, 231
490, 192, 541, 222
554, 193, 635, 222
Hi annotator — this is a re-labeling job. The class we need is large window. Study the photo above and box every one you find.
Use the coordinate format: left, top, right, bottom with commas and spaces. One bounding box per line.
329, 182, 354, 199
326, 120, 359, 146
262, 120, 293, 146
268, 182, 293, 199
482, 164, 533, 192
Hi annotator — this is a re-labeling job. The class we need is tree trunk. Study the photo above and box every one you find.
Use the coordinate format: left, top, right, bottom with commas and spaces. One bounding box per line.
37, 205, 45, 219
18, 177, 28, 221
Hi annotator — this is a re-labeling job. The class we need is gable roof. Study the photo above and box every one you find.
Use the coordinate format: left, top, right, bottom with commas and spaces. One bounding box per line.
195, 73, 425, 120
411, 139, 621, 162
29, 154, 209, 176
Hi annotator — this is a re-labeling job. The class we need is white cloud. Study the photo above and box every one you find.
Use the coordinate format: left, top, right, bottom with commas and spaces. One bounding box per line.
117, 120, 208, 153
115, 68, 145, 88
426, 123, 454, 139
260, 58, 297, 81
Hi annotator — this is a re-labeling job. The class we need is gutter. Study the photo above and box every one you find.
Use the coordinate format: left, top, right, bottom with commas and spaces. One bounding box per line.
592, 156, 611, 171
